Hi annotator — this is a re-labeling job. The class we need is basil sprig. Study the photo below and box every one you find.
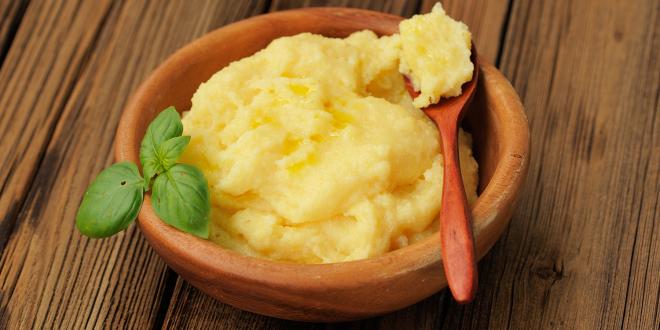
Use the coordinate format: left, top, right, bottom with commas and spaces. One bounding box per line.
76, 107, 210, 239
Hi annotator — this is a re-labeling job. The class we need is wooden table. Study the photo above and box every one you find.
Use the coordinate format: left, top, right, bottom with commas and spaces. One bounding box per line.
0, 0, 657, 328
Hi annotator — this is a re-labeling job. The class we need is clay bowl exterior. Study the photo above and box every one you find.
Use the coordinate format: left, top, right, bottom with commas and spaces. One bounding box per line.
115, 8, 529, 322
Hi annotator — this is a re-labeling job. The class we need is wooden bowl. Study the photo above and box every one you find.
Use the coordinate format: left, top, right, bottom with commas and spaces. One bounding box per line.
115, 8, 529, 322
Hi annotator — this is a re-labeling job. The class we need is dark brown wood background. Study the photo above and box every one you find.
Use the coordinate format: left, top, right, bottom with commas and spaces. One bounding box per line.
0, 0, 658, 329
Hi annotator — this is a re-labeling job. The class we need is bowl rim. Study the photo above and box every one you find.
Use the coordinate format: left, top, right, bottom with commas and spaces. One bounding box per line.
115, 7, 529, 292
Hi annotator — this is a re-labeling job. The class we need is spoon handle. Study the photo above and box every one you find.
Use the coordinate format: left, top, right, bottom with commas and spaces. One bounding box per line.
437, 122, 477, 304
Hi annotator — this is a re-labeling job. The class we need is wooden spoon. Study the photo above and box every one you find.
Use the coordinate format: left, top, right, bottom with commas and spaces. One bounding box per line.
403, 50, 479, 304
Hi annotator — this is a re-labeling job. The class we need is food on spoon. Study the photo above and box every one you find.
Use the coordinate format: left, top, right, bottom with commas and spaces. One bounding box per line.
179, 2, 477, 263
399, 3, 474, 108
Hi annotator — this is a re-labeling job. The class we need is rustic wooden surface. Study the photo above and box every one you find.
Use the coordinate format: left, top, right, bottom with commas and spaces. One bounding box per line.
0, 0, 657, 329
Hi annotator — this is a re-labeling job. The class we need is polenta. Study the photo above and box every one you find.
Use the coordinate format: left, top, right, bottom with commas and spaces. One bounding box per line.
180, 3, 478, 263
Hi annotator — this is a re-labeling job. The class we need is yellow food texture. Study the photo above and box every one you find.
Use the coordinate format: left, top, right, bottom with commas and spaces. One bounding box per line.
399, 3, 473, 108
181, 7, 478, 264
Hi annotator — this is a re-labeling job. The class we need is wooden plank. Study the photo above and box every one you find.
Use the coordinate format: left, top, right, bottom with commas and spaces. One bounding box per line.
159, 1, 511, 328
0, 1, 268, 328
0, 0, 114, 255
4, 0, 653, 329
0, 0, 29, 66
437, 0, 660, 329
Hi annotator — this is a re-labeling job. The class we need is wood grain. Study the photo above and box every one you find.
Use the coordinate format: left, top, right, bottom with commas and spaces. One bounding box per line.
0, 0, 114, 255
438, 0, 660, 329
0, 0, 657, 328
0, 0, 267, 328
0, 0, 29, 66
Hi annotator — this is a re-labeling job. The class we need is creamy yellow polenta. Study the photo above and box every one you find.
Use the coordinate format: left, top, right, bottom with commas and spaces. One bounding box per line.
400, 3, 474, 108
180, 3, 478, 263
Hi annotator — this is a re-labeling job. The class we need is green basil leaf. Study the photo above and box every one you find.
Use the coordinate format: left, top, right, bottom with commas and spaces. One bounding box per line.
157, 135, 190, 171
76, 162, 144, 238
140, 106, 183, 186
151, 164, 210, 238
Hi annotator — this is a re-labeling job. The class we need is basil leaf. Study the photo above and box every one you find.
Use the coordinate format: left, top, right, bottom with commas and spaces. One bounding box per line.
151, 164, 210, 238
76, 162, 144, 238
157, 135, 190, 172
140, 107, 183, 186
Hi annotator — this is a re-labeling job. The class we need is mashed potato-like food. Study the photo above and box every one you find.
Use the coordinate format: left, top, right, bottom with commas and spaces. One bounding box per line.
180, 3, 478, 263
400, 3, 474, 108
